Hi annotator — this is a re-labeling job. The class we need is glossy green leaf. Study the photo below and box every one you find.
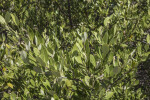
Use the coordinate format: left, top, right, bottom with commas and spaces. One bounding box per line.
75, 56, 82, 64
104, 17, 110, 26
24, 88, 29, 96
148, 7, 150, 15
0, 15, 6, 24
121, 44, 128, 48
82, 32, 88, 43
114, 24, 117, 35
30, 79, 35, 86
43, 80, 51, 88
7, 83, 13, 89
147, 34, 150, 44
66, 79, 72, 87
33, 48, 40, 56
11, 13, 19, 26
20, 50, 27, 62
40, 87, 45, 95
85, 76, 90, 86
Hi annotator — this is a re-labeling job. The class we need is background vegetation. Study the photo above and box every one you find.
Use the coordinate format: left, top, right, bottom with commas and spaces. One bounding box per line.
0, 0, 150, 99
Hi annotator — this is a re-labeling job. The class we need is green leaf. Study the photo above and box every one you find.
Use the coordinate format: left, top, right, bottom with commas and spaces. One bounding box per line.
72, 43, 79, 54
40, 87, 45, 95
114, 24, 117, 35
82, 32, 88, 43
85, 76, 90, 86
102, 44, 109, 58
7, 83, 13, 88
34, 36, 38, 45
147, 34, 150, 44
33, 48, 40, 56
104, 17, 110, 26
11, 13, 19, 26
30, 79, 35, 86
28, 26, 34, 41
105, 91, 114, 99
26, 41, 31, 51
102, 32, 108, 44
10, 92, 16, 100
33, 66, 42, 73
43, 80, 51, 88
144, 44, 149, 51
24, 88, 29, 96
41, 45, 49, 63
75, 56, 82, 64
148, 7, 150, 15
85, 40, 90, 61
106, 64, 110, 75
137, 42, 142, 55
3, 92, 9, 98
120, 44, 128, 48
36, 56, 46, 67
113, 56, 118, 67
90, 54, 96, 67
109, 38, 117, 45
0, 15, 6, 24
108, 52, 114, 63
20, 51, 27, 62
5, 12, 11, 23
113, 67, 121, 75
66, 79, 72, 87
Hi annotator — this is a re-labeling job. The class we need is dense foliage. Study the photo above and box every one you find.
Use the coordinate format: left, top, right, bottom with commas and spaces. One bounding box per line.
0, 0, 150, 99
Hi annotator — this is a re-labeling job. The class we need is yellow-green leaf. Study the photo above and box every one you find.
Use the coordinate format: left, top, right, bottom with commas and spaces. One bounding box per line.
7, 83, 13, 88
11, 14, 19, 26
0, 15, 6, 25
105, 91, 114, 99
104, 17, 110, 26
85, 76, 90, 86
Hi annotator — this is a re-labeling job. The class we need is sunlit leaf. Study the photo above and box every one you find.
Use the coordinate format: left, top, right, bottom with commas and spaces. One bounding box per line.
0, 15, 6, 24
104, 17, 110, 26
147, 34, 150, 44
105, 91, 114, 99
24, 88, 29, 96
7, 83, 13, 88
10, 92, 16, 100
11, 13, 19, 26
66, 79, 72, 87
85, 76, 90, 86
75, 56, 82, 64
